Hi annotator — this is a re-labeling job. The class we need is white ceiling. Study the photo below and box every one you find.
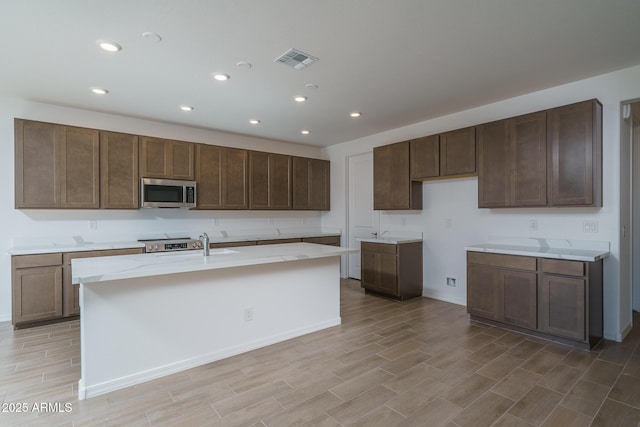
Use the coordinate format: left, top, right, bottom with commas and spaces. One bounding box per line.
2, 0, 640, 147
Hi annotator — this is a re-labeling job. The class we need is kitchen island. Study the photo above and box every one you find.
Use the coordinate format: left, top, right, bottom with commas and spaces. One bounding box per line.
72, 243, 357, 400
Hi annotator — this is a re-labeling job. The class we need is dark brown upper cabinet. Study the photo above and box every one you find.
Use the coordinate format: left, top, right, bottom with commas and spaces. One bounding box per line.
478, 99, 601, 208
547, 99, 602, 207
100, 131, 140, 209
411, 128, 476, 181
140, 137, 195, 180
195, 144, 248, 209
439, 127, 476, 177
15, 119, 100, 209
249, 151, 292, 210
410, 134, 439, 179
477, 112, 547, 207
374, 141, 422, 210
292, 157, 330, 210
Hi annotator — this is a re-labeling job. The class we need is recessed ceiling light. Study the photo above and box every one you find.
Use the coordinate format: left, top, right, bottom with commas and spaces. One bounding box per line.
305, 83, 319, 90
212, 73, 230, 81
91, 87, 109, 95
294, 96, 307, 103
236, 61, 252, 69
301, 130, 310, 135
142, 32, 162, 43
350, 112, 362, 118
249, 119, 261, 125
97, 40, 122, 52
180, 105, 194, 111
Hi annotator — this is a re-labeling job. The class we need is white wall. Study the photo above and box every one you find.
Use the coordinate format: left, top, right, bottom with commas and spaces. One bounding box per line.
0, 97, 324, 322
322, 64, 640, 342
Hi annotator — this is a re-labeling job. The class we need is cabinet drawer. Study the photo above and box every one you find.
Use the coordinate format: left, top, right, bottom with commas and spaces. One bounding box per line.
361, 242, 397, 254
63, 248, 144, 264
13, 253, 62, 269
210, 241, 257, 248
303, 236, 341, 246
467, 252, 536, 271
540, 259, 585, 277
257, 238, 302, 245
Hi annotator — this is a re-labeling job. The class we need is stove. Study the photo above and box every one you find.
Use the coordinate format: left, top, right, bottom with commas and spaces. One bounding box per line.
138, 237, 204, 253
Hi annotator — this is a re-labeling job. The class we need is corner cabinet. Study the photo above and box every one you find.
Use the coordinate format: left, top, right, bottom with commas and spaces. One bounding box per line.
547, 99, 602, 207
12, 248, 144, 328
12, 254, 63, 325
15, 119, 100, 209
477, 99, 602, 208
374, 142, 422, 210
361, 241, 422, 300
467, 252, 603, 349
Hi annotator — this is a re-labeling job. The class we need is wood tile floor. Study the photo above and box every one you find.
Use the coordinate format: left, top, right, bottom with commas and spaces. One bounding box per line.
2, 279, 640, 426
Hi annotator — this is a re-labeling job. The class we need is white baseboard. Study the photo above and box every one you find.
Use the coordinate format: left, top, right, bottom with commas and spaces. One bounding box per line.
422, 289, 466, 306
0, 314, 11, 323
79, 317, 341, 400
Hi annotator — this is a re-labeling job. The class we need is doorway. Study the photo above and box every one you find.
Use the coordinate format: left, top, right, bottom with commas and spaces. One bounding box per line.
347, 152, 378, 279
631, 102, 640, 312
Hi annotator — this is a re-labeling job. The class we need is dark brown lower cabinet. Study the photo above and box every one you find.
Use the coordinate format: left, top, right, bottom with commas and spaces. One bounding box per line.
361, 241, 422, 300
12, 253, 63, 325
467, 252, 603, 349
467, 253, 537, 329
12, 248, 143, 328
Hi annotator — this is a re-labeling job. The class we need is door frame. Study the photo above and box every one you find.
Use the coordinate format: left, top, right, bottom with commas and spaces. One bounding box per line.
345, 151, 379, 279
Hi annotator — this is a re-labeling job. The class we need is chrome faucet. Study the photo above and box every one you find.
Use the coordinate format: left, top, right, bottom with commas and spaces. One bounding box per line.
200, 233, 210, 256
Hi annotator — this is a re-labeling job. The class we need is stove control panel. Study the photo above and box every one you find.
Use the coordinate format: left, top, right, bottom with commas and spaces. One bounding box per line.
143, 239, 204, 253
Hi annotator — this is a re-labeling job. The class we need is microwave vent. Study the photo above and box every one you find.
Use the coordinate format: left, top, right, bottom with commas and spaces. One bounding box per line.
274, 48, 318, 70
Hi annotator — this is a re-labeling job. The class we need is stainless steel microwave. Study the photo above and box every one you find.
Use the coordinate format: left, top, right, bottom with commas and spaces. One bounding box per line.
140, 178, 196, 208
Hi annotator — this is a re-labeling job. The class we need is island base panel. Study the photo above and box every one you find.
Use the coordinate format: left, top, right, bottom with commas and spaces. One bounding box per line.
78, 256, 340, 399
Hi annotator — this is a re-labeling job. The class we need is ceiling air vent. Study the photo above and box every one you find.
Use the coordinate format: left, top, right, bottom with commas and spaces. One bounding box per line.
274, 48, 318, 70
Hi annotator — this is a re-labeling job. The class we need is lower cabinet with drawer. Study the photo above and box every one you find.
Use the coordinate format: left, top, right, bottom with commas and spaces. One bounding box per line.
361, 241, 422, 300
12, 248, 143, 328
12, 253, 63, 325
467, 252, 603, 349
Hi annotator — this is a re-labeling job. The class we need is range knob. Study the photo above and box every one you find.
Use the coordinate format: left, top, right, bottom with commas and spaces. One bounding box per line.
154, 244, 159, 251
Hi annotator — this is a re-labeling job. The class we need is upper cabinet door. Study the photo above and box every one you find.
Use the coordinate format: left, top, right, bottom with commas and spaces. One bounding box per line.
440, 127, 476, 177
15, 119, 61, 208
140, 137, 194, 180
195, 144, 248, 209
477, 119, 510, 208
59, 126, 100, 208
510, 111, 547, 207
373, 142, 421, 210
292, 157, 330, 210
410, 135, 439, 180
195, 144, 223, 209
249, 152, 292, 210
222, 147, 249, 209
547, 99, 602, 207
14, 119, 99, 209
100, 131, 139, 209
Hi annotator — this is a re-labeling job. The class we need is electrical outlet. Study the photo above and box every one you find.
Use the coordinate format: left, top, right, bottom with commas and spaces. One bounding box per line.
244, 307, 254, 322
529, 219, 538, 232
583, 221, 599, 233
444, 217, 452, 229
446, 276, 457, 287
89, 220, 97, 230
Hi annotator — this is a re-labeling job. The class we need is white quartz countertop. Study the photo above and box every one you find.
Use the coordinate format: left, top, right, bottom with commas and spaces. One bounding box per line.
8, 231, 341, 255
465, 238, 610, 262
72, 242, 358, 284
